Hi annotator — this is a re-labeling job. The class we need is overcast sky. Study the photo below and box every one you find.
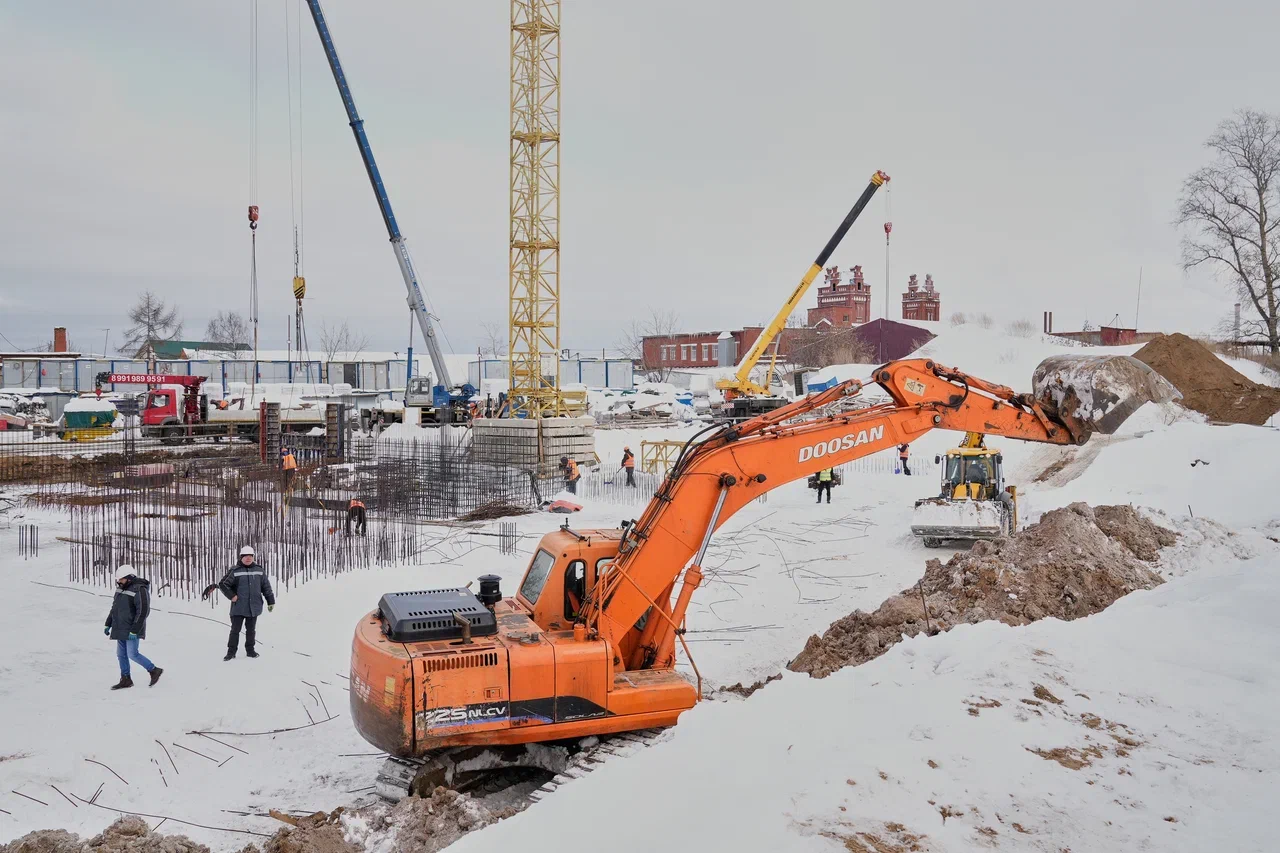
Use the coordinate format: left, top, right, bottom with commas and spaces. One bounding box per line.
1, 1, 1276, 356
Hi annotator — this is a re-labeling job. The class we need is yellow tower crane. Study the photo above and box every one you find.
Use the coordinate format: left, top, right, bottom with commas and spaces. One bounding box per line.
508, 0, 563, 417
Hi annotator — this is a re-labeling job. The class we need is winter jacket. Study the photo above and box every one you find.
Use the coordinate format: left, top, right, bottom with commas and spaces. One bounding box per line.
105, 578, 151, 641
217, 561, 276, 618
621, 450, 635, 469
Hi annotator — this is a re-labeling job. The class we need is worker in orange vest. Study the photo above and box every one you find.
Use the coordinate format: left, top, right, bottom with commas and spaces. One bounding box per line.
898, 443, 911, 476
621, 446, 636, 487
281, 446, 298, 491
346, 497, 367, 537
560, 456, 581, 495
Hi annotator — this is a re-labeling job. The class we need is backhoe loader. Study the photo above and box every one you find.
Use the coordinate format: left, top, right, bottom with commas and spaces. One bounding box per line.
911, 432, 1017, 546
348, 354, 1174, 798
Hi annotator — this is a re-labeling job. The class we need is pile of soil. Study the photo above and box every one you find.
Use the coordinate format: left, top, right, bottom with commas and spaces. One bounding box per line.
789, 504, 1174, 678
251, 809, 355, 853
1133, 333, 1280, 424
1, 817, 210, 852
372, 787, 502, 852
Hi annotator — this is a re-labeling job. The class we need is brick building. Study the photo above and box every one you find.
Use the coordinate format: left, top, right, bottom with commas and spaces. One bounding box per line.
902, 273, 941, 322
641, 328, 814, 370
807, 265, 872, 328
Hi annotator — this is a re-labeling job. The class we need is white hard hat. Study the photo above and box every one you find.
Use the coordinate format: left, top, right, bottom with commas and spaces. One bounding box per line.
239, 546, 255, 557
115, 565, 135, 581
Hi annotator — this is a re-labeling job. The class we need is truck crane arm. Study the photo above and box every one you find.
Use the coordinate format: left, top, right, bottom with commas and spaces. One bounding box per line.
591, 356, 1142, 671
304, 0, 452, 390
716, 170, 889, 399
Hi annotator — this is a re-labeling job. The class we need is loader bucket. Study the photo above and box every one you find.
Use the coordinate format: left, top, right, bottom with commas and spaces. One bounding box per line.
1032, 355, 1180, 441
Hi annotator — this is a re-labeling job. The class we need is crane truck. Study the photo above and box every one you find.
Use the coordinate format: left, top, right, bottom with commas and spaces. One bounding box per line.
346, 352, 1172, 798
304, 0, 472, 422
716, 170, 890, 420
98, 374, 326, 442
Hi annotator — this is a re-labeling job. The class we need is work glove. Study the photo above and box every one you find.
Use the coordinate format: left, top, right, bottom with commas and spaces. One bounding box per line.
268, 604, 274, 612
104, 627, 110, 636
200, 584, 217, 601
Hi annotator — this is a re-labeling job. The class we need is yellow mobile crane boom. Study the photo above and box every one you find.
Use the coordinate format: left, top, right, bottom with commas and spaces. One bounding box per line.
716, 170, 889, 418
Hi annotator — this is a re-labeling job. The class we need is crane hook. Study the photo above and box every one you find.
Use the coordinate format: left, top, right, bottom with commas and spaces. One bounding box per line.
248, 205, 260, 231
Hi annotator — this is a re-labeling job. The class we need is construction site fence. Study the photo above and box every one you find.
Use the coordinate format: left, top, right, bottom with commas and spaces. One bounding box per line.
4, 429, 544, 599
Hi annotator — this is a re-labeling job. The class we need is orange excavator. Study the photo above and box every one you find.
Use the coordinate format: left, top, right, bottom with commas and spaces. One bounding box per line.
350, 354, 1169, 797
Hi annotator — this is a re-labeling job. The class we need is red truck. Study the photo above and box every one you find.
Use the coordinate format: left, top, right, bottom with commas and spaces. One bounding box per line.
100, 373, 324, 442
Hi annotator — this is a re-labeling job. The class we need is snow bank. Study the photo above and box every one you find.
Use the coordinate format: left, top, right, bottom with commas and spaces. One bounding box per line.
452, 535, 1278, 853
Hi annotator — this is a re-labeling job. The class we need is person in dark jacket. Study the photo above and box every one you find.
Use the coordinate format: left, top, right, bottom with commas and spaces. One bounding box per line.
815, 468, 835, 504
104, 565, 163, 690
203, 545, 275, 660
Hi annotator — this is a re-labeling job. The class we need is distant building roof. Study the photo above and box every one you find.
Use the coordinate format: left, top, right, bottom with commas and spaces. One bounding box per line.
145, 340, 252, 359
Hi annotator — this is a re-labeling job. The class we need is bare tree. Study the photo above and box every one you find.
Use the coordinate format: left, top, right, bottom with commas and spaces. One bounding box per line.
787, 327, 875, 369
204, 311, 249, 358
949, 311, 968, 327
1005, 318, 1037, 338
614, 308, 681, 381
975, 312, 994, 329
480, 322, 508, 359
1178, 110, 1280, 354
318, 320, 370, 363
122, 291, 182, 356
785, 312, 808, 328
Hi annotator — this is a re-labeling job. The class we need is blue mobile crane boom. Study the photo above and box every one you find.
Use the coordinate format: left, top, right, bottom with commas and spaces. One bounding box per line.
305, 0, 458, 407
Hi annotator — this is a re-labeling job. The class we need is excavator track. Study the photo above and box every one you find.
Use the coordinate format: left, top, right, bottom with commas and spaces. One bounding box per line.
374, 728, 669, 805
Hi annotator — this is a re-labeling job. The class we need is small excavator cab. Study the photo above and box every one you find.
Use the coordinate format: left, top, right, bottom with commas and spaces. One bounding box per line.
942, 449, 1003, 500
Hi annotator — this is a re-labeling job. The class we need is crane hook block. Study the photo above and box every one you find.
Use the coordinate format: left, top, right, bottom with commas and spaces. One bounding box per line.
247, 205, 260, 231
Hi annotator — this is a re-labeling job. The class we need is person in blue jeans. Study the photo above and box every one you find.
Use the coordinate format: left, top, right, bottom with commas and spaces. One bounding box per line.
104, 565, 163, 690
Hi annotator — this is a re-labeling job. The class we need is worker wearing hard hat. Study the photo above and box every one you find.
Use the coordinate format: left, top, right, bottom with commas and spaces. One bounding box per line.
621, 446, 636, 488
104, 564, 163, 690
203, 546, 276, 661
560, 456, 581, 495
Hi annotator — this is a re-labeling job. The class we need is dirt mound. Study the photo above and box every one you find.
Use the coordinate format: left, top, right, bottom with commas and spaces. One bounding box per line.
340, 788, 502, 852
1133, 333, 1280, 424
789, 504, 1174, 678
1093, 504, 1178, 560
255, 810, 357, 853
1, 818, 211, 853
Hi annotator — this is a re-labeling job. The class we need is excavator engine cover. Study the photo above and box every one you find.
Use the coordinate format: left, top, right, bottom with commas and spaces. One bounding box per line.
378, 589, 497, 643
1032, 355, 1179, 440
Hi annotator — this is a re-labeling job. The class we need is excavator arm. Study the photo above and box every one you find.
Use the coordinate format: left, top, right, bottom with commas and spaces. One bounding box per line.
588, 358, 1107, 671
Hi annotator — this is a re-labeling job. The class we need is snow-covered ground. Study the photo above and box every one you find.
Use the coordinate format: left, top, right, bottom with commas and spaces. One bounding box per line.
0, 324, 1276, 851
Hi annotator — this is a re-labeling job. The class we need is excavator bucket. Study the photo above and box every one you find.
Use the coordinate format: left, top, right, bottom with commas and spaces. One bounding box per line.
1032, 355, 1180, 441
